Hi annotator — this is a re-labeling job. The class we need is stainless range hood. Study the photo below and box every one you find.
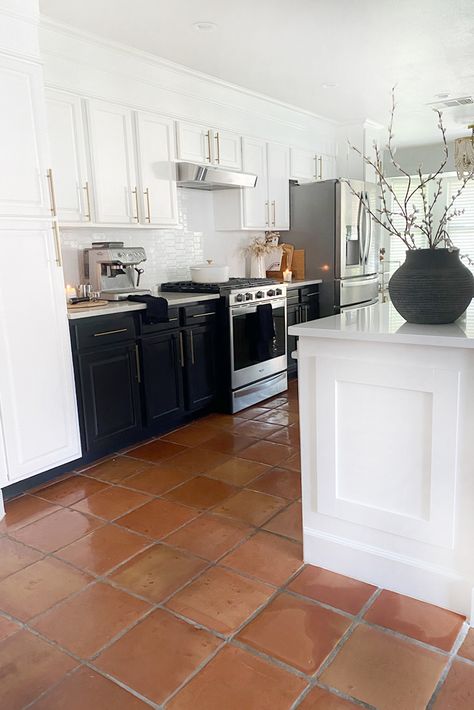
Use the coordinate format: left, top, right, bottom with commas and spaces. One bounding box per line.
176, 162, 257, 190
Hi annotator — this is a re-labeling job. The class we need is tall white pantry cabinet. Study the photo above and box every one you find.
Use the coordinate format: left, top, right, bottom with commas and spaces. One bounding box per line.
0, 0, 81, 509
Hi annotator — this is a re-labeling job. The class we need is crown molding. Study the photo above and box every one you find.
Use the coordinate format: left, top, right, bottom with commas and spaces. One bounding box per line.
40, 16, 339, 128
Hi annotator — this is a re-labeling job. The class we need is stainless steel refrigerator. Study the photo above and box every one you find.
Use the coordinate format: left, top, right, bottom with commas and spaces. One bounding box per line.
286, 179, 379, 317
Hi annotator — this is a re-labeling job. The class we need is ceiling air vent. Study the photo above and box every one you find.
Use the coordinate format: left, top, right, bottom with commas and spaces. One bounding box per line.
426, 96, 474, 109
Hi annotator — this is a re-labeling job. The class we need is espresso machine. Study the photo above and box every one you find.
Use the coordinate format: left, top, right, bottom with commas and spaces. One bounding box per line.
84, 242, 151, 301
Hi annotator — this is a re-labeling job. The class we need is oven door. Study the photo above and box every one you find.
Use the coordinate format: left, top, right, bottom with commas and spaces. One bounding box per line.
230, 298, 287, 390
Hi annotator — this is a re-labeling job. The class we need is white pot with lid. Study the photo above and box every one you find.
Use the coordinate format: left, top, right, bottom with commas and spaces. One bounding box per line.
190, 260, 230, 283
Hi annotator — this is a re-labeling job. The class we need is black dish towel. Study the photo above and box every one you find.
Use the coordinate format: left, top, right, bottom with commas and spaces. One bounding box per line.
128, 295, 169, 325
255, 303, 276, 360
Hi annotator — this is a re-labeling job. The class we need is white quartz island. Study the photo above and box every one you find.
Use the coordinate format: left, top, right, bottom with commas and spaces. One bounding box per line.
289, 301, 474, 621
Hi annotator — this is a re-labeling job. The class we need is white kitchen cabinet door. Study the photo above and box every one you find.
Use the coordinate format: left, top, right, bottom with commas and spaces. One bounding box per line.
45, 89, 90, 223
0, 222, 81, 483
318, 153, 337, 180
241, 137, 268, 229
213, 129, 242, 169
0, 56, 49, 218
135, 111, 178, 226
87, 100, 138, 224
176, 121, 211, 164
290, 147, 317, 182
267, 142, 290, 230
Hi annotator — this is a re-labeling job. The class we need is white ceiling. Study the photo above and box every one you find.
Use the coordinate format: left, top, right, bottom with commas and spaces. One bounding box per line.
40, 0, 474, 147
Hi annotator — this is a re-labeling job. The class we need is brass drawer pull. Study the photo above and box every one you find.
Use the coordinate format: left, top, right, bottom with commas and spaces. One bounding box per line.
132, 186, 139, 222
192, 312, 216, 318
144, 187, 151, 223
190, 330, 195, 364
134, 344, 141, 383
168, 317, 178, 322
93, 328, 128, 337
83, 181, 91, 220
179, 331, 184, 367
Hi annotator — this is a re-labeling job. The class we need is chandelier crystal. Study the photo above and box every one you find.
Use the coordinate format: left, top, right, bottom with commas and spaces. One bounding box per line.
454, 124, 474, 178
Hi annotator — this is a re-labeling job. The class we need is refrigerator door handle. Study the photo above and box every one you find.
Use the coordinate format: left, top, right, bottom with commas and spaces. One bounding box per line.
363, 192, 372, 264
357, 194, 365, 265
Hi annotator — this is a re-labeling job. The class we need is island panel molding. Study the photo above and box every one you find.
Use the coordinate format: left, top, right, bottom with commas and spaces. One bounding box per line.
315, 354, 459, 549
293, 307, 474, 621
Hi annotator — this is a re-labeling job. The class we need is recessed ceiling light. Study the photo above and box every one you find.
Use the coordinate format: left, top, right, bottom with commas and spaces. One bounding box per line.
193, 21, 217, 32
322, 82, 338, 89
435, 92, 450, 99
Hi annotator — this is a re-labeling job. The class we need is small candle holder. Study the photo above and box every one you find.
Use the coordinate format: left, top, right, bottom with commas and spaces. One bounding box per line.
283, 269, 293, 283
65, 284, 77, 302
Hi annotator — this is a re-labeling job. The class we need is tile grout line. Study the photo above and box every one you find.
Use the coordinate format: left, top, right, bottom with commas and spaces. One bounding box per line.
425, 619, 472, 709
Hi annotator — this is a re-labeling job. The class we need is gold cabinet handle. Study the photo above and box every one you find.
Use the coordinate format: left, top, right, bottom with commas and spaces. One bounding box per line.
214, 131, 221, 164
192, 312, 216, 318
271, 200, 276, 226
46, 168, 57, 216
83, 181, 91, 221
319, 156, 323, 180
135, 344, 141, 383
190, 330, 195, 364
205, 131, 212, 162
178, 331, 184, 367
93, 328, 128, 337
313, 155, 318, 180
265, 200, 269, 226
132, 186, 139, 222
144, 187, 151, 223
52, 219, 62, 267
46, 169, 62, 266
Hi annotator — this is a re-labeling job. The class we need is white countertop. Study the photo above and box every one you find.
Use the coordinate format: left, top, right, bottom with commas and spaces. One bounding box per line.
288, 301, 474, 349
67, 293, 219, 320
285, 279, 322, 288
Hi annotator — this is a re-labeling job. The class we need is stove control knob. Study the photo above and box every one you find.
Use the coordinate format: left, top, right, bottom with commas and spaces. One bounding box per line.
235, 293, 244, 302
275, 288, 282, 295
256, 291, 264, 299
245, 292, 253, 301
267, 289, 275, 297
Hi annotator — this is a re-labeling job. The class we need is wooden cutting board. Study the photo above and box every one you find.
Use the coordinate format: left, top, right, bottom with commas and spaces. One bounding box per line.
67, 299, 109, 310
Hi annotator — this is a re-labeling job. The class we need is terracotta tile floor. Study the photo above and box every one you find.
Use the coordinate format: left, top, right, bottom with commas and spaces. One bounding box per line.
0, 378, 473, 709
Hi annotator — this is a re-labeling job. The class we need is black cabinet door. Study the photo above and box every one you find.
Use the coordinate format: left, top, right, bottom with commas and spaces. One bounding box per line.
183, 324, 216, 411
78, 342, 141, 455
140, 331, 184, 427
287, 304, 299, 375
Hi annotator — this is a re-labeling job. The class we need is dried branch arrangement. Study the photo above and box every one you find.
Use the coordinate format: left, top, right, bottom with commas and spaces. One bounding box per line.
346, 88, 473, 252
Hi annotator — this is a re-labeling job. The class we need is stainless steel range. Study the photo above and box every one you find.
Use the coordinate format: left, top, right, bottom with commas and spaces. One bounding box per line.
161, 279, 288, 413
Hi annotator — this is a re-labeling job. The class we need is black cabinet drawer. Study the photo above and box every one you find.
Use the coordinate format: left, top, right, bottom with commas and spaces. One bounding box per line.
139, 307, 180, 335
71, 314, 136, 351
181, 301, 219, 326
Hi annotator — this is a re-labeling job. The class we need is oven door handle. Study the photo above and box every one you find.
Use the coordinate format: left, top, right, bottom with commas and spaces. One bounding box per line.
230, 298, 287, 316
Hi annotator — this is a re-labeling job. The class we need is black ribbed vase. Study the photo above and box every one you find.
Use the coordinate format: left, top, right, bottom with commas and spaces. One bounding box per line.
389, 248, 474, 324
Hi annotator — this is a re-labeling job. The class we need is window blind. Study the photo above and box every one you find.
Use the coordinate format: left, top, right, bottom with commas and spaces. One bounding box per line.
445, 177, 474, 273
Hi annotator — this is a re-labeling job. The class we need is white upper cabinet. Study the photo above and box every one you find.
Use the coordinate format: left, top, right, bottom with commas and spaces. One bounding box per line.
290, 147, 337, 182
0, 221, 81, 484
45, 89, 91, 223
290, 147, 317, 182
241, 137, 268, 229
176, 120, 242, 169
214, 138, 290, 231
267, 142, 290, 230
176, 121, 211, 164
135, 111, 179, 226
318, 152, 337, 180
0, 56, 49, 218
212, 129, 242, 170
87, 99, 138, 224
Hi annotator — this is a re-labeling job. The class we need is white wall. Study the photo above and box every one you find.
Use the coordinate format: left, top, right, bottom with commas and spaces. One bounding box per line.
384, 142, 456, 177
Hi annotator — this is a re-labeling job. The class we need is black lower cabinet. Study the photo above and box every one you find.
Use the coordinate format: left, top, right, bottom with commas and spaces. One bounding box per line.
140, 331, 184, 426
78, 342, 142, 456
70, 305, 218, 463
286, 303, 299, 376
183, 324, 216, 411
